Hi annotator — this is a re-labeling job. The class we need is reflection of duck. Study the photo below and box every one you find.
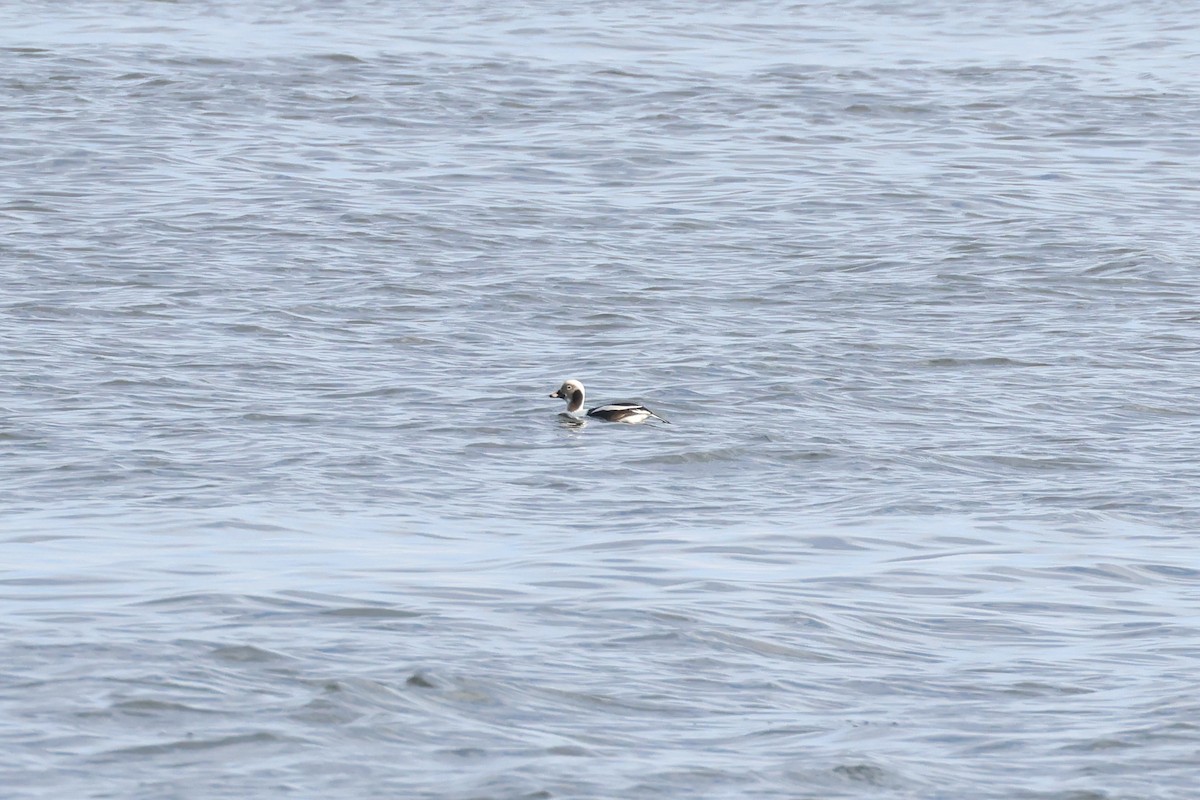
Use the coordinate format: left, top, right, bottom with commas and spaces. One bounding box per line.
549, 379, 670, 424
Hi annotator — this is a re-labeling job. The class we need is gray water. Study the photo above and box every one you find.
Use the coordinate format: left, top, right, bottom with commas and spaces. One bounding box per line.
3, 1, 1200, 797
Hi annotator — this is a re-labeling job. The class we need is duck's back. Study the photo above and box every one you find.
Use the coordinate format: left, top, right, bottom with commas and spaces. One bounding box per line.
587, 402, 656, 423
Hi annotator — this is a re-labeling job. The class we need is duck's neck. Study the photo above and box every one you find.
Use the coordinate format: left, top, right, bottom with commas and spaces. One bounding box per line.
567, 388, 584, 413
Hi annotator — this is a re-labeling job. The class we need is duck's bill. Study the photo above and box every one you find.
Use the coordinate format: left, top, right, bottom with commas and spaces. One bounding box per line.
549, 390, 561, 398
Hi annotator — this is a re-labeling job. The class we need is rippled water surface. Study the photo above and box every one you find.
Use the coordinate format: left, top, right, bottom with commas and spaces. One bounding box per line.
3, 1, 1199, 798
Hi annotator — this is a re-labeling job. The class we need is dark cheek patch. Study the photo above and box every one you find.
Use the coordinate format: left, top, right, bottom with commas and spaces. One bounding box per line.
568, 390, 584, 412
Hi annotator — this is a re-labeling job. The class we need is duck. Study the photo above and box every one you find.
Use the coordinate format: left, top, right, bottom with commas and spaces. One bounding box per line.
549, 379, 670, 424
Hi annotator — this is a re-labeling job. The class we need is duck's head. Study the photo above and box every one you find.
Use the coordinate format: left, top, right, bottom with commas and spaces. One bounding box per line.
549, 379, 585, 413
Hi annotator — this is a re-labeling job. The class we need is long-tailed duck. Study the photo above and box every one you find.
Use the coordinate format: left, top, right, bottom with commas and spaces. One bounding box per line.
549, 379, 670, 424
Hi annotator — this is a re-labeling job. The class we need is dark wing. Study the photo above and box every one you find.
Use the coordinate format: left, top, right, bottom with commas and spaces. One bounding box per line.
587, 402, 661, 422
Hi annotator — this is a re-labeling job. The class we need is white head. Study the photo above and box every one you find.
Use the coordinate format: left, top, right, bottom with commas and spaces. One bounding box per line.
549, 379, 585, 413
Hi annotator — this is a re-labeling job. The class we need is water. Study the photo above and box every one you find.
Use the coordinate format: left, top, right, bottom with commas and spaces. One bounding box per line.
2, 1, 1199, 797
